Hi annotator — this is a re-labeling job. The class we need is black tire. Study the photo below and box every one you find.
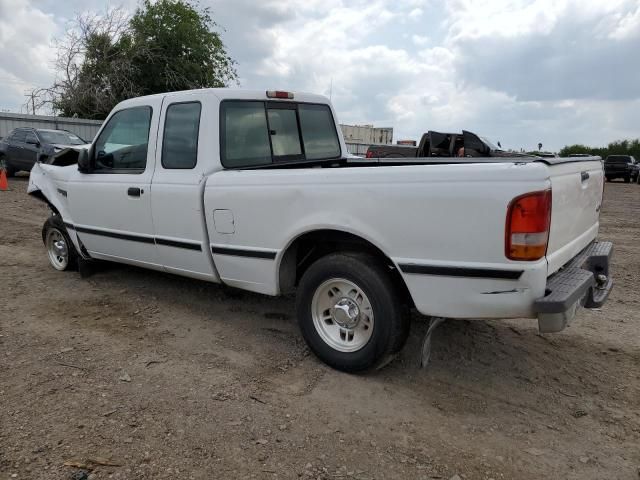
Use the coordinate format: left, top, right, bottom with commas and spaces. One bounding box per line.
296, 253, 409, 373
624, 176, 630, 183
42, 215, 78, 271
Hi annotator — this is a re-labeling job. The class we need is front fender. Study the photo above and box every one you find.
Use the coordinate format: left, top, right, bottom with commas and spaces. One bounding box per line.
28, 163, 86, 257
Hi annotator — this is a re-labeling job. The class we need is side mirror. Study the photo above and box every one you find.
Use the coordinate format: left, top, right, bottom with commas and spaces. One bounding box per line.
77, 149, 90, 173
27, 138, 40, 147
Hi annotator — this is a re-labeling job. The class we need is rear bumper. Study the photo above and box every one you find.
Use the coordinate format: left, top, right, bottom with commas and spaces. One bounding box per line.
534, 241, 613, 333
604, 169, 631, 178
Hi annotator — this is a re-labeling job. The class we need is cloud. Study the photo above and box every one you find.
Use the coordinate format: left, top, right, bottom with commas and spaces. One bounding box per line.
449, 0, 640, 102
0, 0, 58, 110
1, 0, 638, 150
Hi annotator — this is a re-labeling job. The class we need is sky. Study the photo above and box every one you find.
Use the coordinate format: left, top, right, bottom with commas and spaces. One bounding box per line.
0, 0, 639, 151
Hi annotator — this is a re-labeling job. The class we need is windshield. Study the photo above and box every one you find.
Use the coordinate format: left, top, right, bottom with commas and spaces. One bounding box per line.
37, 130, 85, 145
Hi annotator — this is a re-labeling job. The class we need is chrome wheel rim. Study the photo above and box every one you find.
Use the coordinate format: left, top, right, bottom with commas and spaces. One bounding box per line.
311, 278, 374, 352
46, 228, 68, 270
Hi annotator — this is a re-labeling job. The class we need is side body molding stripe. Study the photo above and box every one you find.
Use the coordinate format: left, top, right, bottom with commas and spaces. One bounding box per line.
211, 245, 277, 259
399, 263, 524, 280
66, 223, 202, 251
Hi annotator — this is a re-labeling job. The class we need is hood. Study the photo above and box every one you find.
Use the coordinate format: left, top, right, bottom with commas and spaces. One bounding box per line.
51, 143, 91, 150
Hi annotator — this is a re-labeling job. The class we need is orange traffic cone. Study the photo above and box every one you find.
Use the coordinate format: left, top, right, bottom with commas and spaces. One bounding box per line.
0, 168, 7, 191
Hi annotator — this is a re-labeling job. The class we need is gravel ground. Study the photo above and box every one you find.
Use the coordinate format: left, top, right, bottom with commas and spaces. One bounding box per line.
1, 175, 639, 480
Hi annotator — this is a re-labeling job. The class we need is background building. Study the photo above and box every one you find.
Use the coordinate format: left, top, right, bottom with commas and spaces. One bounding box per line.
340, 124, 393, 156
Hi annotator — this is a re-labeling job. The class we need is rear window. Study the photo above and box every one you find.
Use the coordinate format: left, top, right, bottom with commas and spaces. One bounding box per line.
221, 101, 341, 168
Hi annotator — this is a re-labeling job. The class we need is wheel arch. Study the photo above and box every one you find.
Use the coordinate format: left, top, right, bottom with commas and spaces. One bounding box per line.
277, 228, 412, 304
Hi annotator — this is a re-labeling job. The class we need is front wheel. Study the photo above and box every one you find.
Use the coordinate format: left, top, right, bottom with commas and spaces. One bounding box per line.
42, 216, 78, 271
296, 253, 409, 372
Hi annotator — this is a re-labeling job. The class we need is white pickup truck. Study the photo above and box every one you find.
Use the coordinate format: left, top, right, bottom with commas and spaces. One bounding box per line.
28, 88, 613, 372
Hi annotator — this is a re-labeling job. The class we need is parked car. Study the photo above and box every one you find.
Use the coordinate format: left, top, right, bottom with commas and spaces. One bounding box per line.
28, 88, 613, 372
0, 128, 87, 176
604, 155, 637, 183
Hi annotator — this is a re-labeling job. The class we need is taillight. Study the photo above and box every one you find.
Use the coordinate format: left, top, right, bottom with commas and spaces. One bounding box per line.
266, 90, 294, 99
505, 190, 552, 261
366, 150, 374, 158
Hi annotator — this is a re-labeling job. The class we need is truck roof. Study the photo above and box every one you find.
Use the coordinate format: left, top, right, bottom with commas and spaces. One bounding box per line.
114, 88, 331, 110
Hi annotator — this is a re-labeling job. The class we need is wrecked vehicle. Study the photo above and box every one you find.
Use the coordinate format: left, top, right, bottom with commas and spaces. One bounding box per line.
28, 88, 613, 372
0, 128, 88, 176
365, 130, 514, 159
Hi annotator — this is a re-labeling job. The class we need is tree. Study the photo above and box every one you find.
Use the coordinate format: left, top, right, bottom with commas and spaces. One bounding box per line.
27, 8, 138, 119
129, 0, 237, 95
27, 1, 237, 119
559, 139, 640, 159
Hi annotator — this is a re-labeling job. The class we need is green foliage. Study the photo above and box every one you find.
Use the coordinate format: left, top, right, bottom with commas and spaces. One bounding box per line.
56, 32, 138, 119
130, 0, 238, 95
559, 139, 640, 159
43, 1, 237, 119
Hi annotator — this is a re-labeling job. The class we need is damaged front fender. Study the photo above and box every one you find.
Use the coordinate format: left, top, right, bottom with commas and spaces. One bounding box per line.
28, 162, 87, 258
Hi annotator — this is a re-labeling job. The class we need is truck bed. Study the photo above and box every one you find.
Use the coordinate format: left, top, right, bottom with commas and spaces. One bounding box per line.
241, 155, 603, 169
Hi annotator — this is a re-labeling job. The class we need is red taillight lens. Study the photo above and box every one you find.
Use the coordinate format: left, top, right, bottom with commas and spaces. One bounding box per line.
505, 190, 552, 261
366, 150, 374, 158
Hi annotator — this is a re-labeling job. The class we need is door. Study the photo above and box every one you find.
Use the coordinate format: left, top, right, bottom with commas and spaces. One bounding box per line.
150, 94, 219, 282
66, 98, 163, 267
23, 131, 40, 168
8, 130, 27, 168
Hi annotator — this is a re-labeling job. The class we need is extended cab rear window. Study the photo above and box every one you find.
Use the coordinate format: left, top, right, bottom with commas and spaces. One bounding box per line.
220, 101, 341, 168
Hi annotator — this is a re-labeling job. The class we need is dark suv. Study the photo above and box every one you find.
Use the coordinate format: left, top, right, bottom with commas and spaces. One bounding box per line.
604, 155, 637, 183
0, 128, 87, 176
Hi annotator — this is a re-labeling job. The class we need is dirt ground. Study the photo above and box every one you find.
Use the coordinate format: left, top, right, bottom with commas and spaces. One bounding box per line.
1, 175, 638, 480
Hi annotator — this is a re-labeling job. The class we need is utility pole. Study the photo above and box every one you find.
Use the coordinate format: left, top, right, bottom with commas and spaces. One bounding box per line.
25, 92, 36, 115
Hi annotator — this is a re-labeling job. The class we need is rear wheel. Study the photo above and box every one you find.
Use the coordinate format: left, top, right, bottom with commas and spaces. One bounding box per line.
42, 216, 78, 271
296, 253, 409, 372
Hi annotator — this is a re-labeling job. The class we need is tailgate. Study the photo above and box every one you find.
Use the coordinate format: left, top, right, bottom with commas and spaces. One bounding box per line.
546, 159, 604, 274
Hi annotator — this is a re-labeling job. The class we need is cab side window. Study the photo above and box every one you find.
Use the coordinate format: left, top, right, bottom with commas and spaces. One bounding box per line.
162, 102, 201, 169
93, 107, 152, 172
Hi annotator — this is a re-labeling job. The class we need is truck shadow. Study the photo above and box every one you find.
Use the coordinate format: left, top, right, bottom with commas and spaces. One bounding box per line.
88, 260, 636, 398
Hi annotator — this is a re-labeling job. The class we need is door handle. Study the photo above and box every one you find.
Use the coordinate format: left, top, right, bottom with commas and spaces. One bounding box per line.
581, 171, 590, 182
127, 187, 142, 197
